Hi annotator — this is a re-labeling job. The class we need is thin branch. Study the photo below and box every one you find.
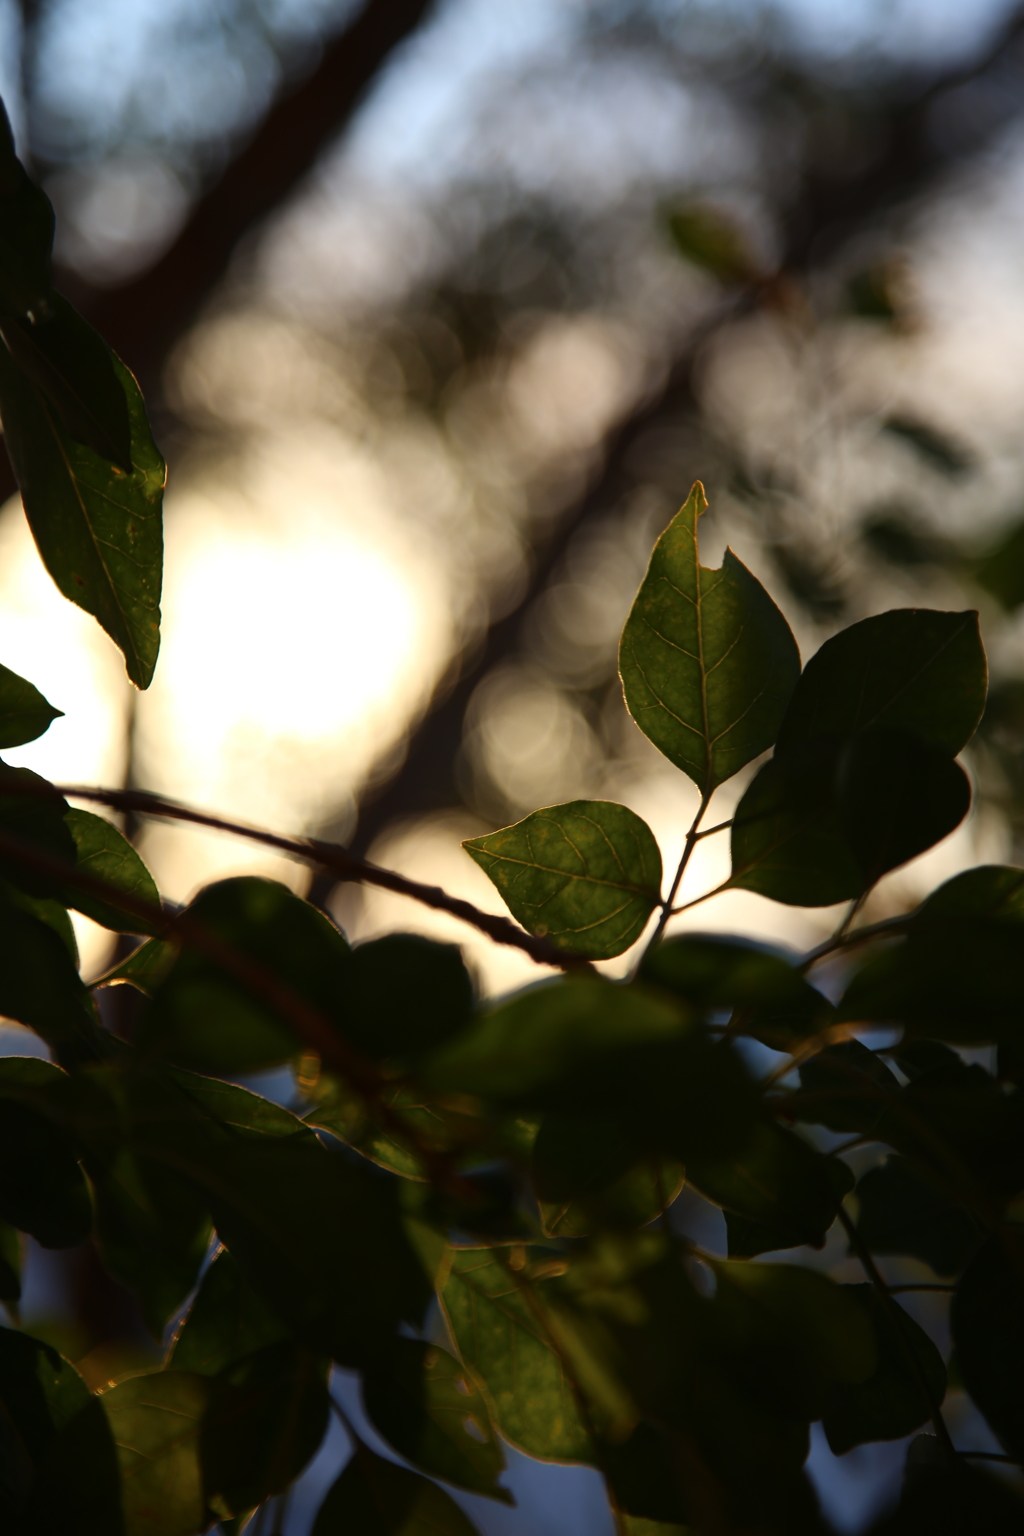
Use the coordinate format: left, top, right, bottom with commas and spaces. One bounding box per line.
48, 782, 591, 973
640, 792, 712, 962
799, 913, 913, 971
692, 818, 733, 842
838, 1206, 957, 1464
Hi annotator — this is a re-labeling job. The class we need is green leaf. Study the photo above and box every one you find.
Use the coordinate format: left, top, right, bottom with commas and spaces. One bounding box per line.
531, 1109, 683, 1239
711, 1262, 877, 1419
619, 482, 800, 793
426, 977, 685, 1104
362, 1338, 511, 1503
313, 1443, 482, 1535
916, 863, 1024, 921
201, 1343, 329, 1515
0, 1098, 91, 1247
869, 1454, 1024, 1533
0, 341, 164, 689
441, 1247, 596, 1464
94, 936, 178, 997
796, 1040, 900, 1136
640, 933, 832, 1047
0, 295, 132, 469
666, 203, 760, 284
345, 934, 474, 1059
839, 912, 1024, 1046
0, 883, 100, 1065
0, 1326, 123, 1534
101, 1370, 211, 1536
464, 800, 662, 960
0, 1220, 20, 1302
728, 731, 970, 907
775, 608, 986, 756
687, 1120, 853, 1250
951, 1232, 1024, 1462
856, 1159, 981, 1276
169, 1248, 291, 1378
7, 886, 79, 963
604, 1421, 689, 1526
0, 763, 75, 897
0, 662, 61, 748
61, 809, 161, 934
0, 103, 55, 317
821, 1285, 947, 1456
140, 877, 351, 1074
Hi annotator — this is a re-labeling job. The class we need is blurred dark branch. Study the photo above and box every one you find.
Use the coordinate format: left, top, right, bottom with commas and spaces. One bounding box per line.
74, 0, 437, 388
335, 2, 1024, 865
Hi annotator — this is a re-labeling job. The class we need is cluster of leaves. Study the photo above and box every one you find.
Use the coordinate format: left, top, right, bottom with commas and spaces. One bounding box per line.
0, 108, 1021, 1536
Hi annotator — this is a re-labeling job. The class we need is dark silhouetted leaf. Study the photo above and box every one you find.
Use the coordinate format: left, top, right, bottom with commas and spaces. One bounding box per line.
822, 1285, 947, 1455
0, 663, 61, 748
532, 1108, 684, 1238
0, 295, 131, 469
0, 763, 74, 897
640, 932, 832, 1047
729, 731, 970, 907
0, 1326, 123, 1534
0, 884, 99, 1065
464, 800, 662, 960
856, 1159, 980, 1276
101, 1370, 211, 1536
619, 482, 800, 793
169, 1247, 291, 1378
345, 934, 474, 1058
0, 1098, 90, 1247
313, 1443, 482, 1535
201, 1342, 329, 1515
0, 1220, 20, 1301
605, 1421, 689, 1525
869, 1454, 1024, 1533
952, 1233, 1024, 1463
688, 1120, 853, 1249
140, 876, 351, 1074
796, 1040, 900, 1135
363, 1338, 510, 1503
775, 608, 985, 756
712, 1261, 876, 1419
441, 1248, 596, 1464
0, 342, 163, 689
0, 103, 54, 318
61, 808, 161, 934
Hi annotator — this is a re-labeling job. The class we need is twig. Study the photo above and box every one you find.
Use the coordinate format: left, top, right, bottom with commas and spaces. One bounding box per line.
27, 780, 592, 973
838, 1206, 957, 1464
799, 913, 913, 972
641, 792, 712, 961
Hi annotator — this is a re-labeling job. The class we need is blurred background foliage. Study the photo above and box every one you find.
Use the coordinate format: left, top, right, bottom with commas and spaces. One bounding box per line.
8, 2, 1024, 1526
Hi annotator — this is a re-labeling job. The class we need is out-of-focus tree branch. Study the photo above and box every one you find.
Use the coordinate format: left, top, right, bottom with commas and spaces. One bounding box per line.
334, 3, 1024, 866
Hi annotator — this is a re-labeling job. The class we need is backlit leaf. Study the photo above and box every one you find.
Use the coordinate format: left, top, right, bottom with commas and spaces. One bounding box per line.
0, 342, 163, 689
169, 1248, 291, 1378
640, 933, 832, 1047
345, 934, 474, 1059
464, 800, 662, 960
62, 808, 161, 934
687, 1120, 853, 1249
0, 883, 100, 1065
0, 1326, 122, 1535
0, 662, 61, 748
362, 1338, 511, 1503
619, 482, 800, 793
532, 1108, 683, 1238
0, 1097, 91, 1247
775, 608, 986, 756
313, 1443, 481, 1535
441, 1247, 596, 1464
101, 1370, 210, 1536
94, 936, 178, 997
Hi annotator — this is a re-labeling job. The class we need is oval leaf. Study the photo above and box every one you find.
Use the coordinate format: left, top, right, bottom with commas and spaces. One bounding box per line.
775, 608, 986, 756
951, 1233, 1024, 1462
0, 343, 164, 689
313, 1442, 482, 1535
101, 1370, 211, 1536
619, 481, 800, 793
0, 661, 61, 748
62, 807, 161, 934
463, 800, 662, 960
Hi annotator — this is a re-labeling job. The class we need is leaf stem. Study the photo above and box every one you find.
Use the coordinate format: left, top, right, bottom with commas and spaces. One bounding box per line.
838, 1206, 957, 1465
799, 913, 913, 972
641, 792, 712, 959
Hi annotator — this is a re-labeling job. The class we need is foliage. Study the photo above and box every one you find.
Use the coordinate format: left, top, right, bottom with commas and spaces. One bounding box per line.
0, 104, 1021, 1536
